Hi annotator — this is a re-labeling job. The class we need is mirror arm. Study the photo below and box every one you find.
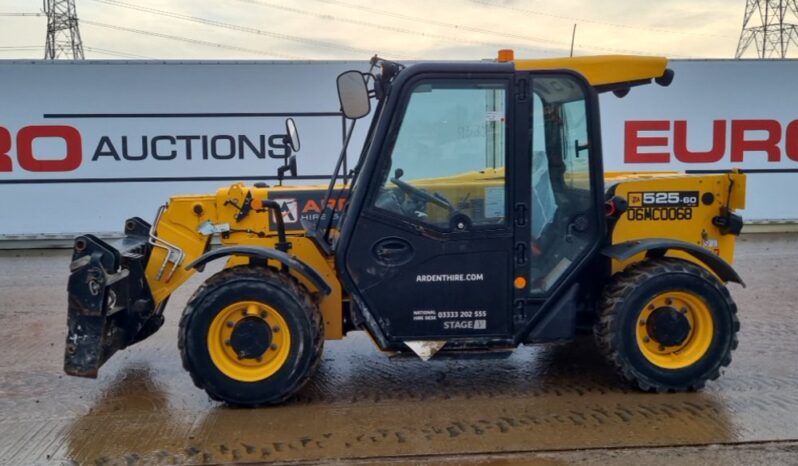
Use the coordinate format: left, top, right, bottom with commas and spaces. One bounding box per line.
315, 118, 357, 235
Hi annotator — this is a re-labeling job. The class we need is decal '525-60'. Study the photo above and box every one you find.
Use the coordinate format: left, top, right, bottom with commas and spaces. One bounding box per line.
626, 191, 699, 221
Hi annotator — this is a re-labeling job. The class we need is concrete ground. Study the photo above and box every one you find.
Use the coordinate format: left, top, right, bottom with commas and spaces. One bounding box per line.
1, 233, 797, 465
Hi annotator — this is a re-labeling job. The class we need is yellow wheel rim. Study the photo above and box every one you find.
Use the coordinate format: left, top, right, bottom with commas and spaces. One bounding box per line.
207, 301, 291, 382
635, 291, 714, 370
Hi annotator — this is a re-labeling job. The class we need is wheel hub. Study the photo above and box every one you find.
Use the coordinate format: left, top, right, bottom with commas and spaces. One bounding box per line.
647, 306, 691, 347
230, 316, 272, 359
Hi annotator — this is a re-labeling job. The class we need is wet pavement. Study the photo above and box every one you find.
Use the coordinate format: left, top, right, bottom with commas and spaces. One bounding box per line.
1, 234, 797, 465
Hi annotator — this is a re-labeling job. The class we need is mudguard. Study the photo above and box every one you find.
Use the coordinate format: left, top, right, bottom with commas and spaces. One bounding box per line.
602, 238, 745, 287
185, 246, 332, 295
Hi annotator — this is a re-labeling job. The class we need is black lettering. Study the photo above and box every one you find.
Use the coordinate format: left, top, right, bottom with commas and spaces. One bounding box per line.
121, 136, 147, 161
268, 134, 290, 159
176, 135, 200, 160
151, 135, 177, 160
239, 134, 266, 159
202, 135, 210, 160
92, 136, 120, 160
211, 135, 236, 159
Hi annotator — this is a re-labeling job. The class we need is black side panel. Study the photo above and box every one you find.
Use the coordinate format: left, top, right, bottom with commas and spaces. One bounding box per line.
525, 283, 579, 342
344, 216, 511, 339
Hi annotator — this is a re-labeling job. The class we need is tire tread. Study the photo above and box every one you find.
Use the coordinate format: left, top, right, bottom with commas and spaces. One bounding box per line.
178, 266, 323, 405
594, 258, 739, 393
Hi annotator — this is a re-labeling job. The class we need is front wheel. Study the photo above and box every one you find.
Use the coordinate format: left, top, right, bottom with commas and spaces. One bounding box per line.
595, 258, 739, 392
179, 266, 323, 406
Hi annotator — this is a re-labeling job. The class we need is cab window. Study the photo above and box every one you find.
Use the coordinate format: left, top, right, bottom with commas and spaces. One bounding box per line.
529, 75, 596, 293
372, 79, 508, 231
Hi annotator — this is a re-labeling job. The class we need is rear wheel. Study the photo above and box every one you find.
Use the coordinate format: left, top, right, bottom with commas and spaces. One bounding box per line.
179, 266, 323, 406
595, 258, 739, 392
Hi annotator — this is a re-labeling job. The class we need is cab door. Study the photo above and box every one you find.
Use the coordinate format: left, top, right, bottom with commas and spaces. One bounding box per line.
341, 73, 521, 344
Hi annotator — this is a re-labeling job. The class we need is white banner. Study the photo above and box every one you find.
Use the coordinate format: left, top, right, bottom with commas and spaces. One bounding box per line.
600, 59, 798, 221
0, 59, 796, 236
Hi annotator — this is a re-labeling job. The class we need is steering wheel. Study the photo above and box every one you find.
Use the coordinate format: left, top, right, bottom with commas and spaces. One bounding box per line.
390, 177, 454, 211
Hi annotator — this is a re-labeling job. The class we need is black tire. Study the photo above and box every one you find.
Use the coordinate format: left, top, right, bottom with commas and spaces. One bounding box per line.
178, 266, 323, 406
594, 258, 739, 392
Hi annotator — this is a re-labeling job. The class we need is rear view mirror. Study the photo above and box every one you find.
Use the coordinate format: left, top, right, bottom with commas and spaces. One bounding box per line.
337, 70, 370, 120
285, 117, 300, 152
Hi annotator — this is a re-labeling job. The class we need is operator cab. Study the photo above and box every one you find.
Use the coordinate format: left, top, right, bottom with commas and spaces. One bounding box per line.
328, 51, 671, 353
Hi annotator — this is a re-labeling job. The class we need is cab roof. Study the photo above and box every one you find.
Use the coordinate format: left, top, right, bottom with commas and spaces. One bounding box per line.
513, 55, 669, 88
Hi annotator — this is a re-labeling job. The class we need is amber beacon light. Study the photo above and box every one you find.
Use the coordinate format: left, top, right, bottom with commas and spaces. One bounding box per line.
497, 49, 515, 62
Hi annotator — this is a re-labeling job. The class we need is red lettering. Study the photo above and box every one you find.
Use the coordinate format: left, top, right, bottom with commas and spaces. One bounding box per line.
303, 199, 321, 213
673, 120, 726, 163
17, 125, 82, 172
730, 119, 781, 162
624, 120, 670, 163
786, 120, 798, 162
0, 127, 11, 172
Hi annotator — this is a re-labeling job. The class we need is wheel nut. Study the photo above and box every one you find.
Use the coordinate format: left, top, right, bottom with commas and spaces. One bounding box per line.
272, 326, 280, 333
270, 344, 278, 351
680, 307, 688, 314
640, 319, 647, 326
255, 356, 262, 362
224, 339, 231, 346
226, 321, 235, 328
659, 345, 666, 351
665, 298, 672, 305
643, 336, 651, 343
260, 311, 267, 318
648, 304, 655, 310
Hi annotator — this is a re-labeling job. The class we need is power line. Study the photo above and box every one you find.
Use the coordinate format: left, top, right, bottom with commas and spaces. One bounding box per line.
308, 0, 694, 57
81, 20, 301, 59
85, 0, 405, 58
0, 46, 44, 50
469, 0, 734, 39
0, 10, 300, 58
0, 44, 146, 58
234, 0, 560, 56
84, 46, 151, 58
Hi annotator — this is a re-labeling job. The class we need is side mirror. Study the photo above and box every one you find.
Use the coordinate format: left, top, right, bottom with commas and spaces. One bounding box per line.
337, 70, 370, 120
285, 117, 300, 152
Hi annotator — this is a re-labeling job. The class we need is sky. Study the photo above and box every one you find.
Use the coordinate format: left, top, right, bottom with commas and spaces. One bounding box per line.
0, 0, 758, 61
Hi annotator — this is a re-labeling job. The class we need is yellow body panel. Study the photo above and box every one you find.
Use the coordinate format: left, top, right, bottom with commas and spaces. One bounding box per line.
145, 182, 344, 339
608, 172, 745, 275
145, 195, 215, 305
514, 55, 668, 87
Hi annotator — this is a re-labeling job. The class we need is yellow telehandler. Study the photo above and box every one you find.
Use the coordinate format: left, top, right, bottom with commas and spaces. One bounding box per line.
65, 51, 745, 405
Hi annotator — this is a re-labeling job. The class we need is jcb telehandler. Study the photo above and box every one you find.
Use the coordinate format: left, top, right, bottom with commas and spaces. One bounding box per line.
65, 51, 745, 406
